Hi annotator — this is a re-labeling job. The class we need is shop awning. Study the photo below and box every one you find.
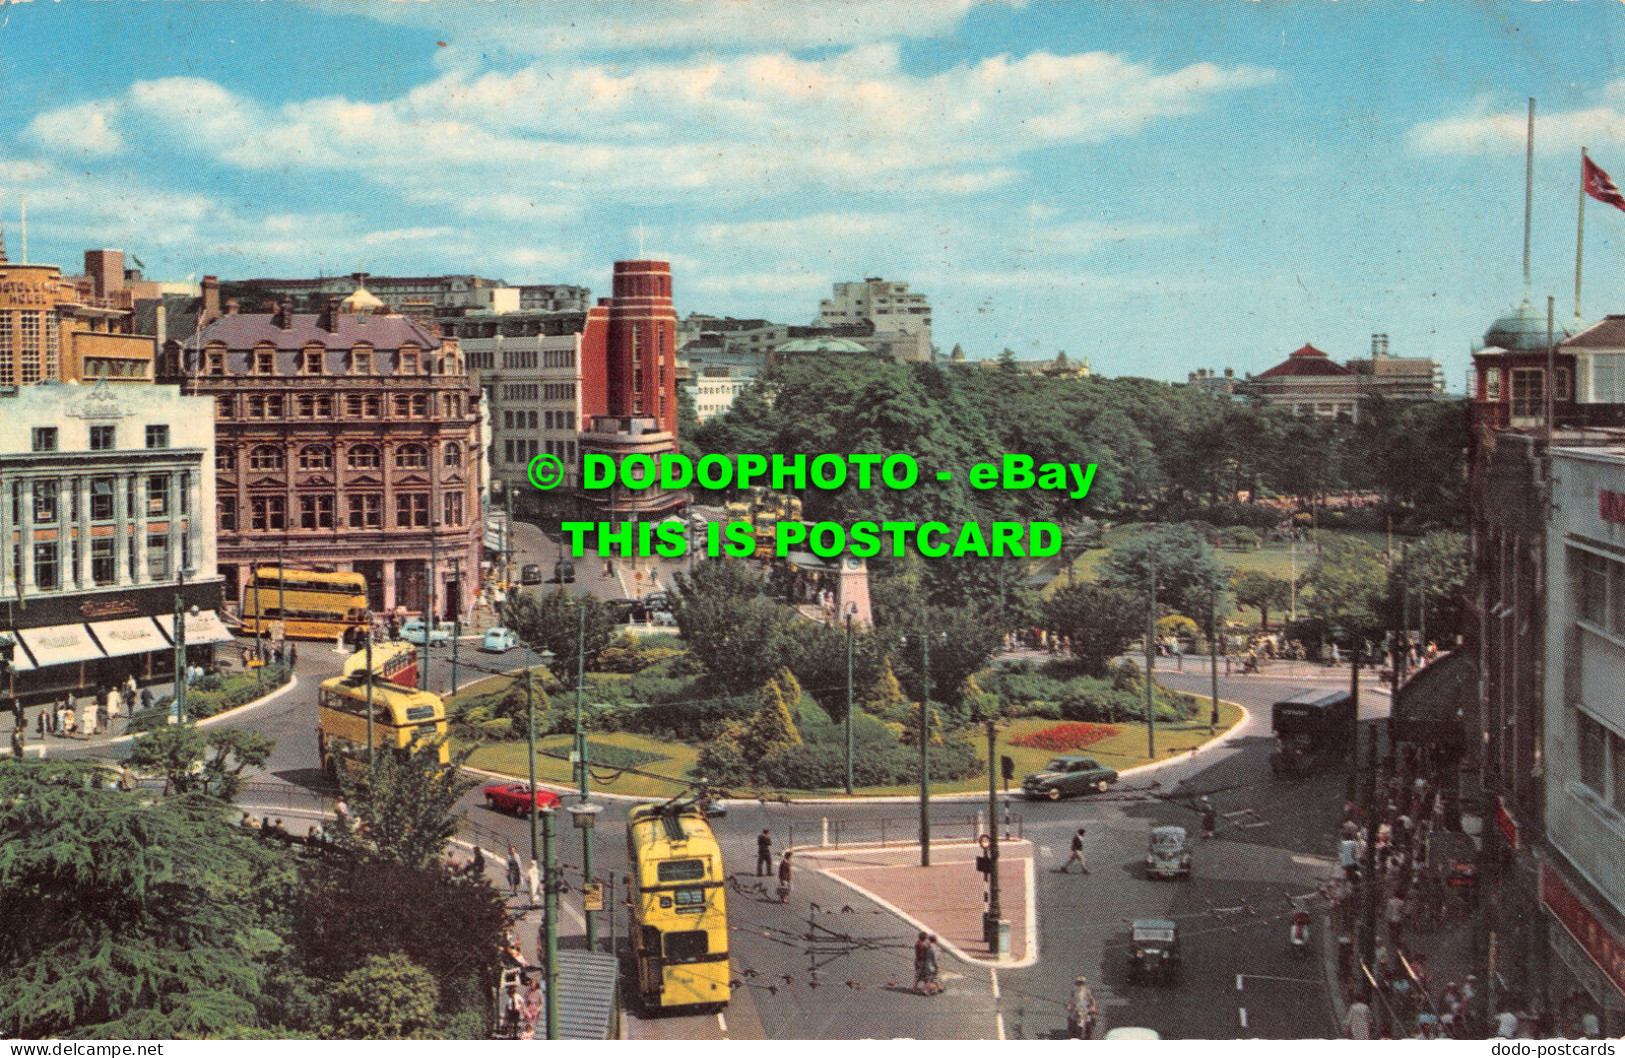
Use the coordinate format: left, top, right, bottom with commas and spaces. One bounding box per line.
89, 617, 169, 659
154, 610, 235, 645
1, 632, 35, 672
18, 624, 106, 668
1393, 649, 1476, 752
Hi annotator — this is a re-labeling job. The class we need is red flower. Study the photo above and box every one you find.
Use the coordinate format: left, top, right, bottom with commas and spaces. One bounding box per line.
1010, 722, 1120, 752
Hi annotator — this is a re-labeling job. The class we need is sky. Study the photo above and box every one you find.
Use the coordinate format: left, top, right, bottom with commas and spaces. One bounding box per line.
1, 0, 1623, 389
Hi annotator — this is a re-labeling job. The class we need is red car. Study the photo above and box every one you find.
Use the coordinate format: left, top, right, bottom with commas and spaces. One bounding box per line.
482, 781, 562, 815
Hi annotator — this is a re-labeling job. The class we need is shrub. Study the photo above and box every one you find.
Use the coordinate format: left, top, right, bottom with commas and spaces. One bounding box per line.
1010, 722, 1120, 752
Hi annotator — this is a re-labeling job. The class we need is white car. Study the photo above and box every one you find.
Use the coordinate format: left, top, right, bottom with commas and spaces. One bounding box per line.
481, 627, 519, 653
399, 619, 450, 646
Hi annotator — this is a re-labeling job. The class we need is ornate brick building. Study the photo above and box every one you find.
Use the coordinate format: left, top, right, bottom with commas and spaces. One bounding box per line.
160, 291, 482, 618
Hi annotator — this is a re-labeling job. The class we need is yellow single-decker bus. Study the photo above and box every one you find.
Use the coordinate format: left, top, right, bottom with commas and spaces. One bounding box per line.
626, 802, 731, 1010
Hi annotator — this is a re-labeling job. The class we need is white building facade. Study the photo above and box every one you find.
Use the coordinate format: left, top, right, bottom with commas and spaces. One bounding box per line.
818, 277, 933, 362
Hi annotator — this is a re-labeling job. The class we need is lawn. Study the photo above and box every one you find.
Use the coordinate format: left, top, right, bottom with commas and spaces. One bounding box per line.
462, 731, 699, 800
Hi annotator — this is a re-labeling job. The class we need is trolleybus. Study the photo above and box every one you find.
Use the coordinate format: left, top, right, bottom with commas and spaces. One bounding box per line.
242, 567, 369, 641
317, 651, 449, 778
626, 801, 731, 1011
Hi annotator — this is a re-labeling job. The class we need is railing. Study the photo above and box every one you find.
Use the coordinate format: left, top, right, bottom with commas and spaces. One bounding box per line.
788, 810, 1023, 850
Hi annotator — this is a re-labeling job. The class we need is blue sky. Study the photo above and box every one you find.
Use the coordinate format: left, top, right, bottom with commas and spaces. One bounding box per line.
1, 0, 1622, 388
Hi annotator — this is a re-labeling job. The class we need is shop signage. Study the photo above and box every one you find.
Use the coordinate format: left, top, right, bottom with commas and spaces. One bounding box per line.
1495, 796, 1520, 850
1541, 863, 1625, 999
1602, 489, 1625, 528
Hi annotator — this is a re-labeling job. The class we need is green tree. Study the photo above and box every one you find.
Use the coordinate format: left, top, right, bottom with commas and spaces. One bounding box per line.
1230, 569, 1293, 630
1392, 531, 1471, 641
128, 724, 274, 800
1302, 537, 1389, 646
1097, 523, 1225, 618
863, 660, 910, 720
736, 680, 802, 762
0, 761, 293, 1039
1043, 583, 1144, 675
500, 588, 618, 688
672, 560, 798, 694
335, 739, 477, 869
322, 953, 442, 1040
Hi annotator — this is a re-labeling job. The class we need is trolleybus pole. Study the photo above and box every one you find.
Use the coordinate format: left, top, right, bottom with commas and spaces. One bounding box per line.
541, 805, 559, 1041
572, 602, 597, 949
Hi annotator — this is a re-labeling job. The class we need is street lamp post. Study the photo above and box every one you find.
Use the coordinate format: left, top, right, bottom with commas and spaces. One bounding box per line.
364, 611, 375, 769
541, 804, 559, 1041
568, 802, 602, 952
423, 523, 438, 691
450, 556, 462, 696
173, 565, 188, 723
983, 715, 1001, 950
909, 631, 942, 868
1144, 566, 1157, 758
845, 608, 856, 796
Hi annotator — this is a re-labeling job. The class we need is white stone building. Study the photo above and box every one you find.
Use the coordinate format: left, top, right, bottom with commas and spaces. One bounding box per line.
817, 277, 933, 362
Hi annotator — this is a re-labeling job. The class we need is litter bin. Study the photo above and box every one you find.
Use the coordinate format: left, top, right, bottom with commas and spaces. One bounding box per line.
996, 919, 1012, 957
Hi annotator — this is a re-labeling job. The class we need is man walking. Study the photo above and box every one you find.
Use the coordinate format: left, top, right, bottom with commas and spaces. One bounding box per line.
756, 828, 773, 877
777, 851, 793, 903
1061, 827, 1089, 874
506, 844, 523, 898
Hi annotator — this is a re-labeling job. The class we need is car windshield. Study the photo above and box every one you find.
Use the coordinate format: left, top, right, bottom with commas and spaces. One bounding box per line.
1134, 927, 1176, 943
1044, 759, 1074, 772
1152, 833, 1185, 852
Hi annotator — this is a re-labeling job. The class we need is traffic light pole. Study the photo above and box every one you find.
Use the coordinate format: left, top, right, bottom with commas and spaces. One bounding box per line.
984, 718, 1001, 949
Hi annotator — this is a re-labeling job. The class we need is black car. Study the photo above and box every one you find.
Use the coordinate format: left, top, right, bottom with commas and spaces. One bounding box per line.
1127, 919, 1180, 984
520, 564, 543, 585
553, 559, 576, 584
604, 598, 643, 623
642, 591, 672, 613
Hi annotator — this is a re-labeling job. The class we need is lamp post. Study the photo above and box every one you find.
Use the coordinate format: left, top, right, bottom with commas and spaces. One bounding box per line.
450, 556, 462, 696
423, 523, 438, 691
363, 610, 375, 769
845, 605, 856, 796
173, 565, 188, 723
1144, 565, 1157, 758
568, 802, 602, 952
540, 803, 559, 1041
983, 714, 1002, 951
905, 630, 943, 867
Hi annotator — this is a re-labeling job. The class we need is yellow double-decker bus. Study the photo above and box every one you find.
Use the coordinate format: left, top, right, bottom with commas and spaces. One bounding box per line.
626, 802, 731, 1011
243, 567, 368, 640
317, 652, 450, 779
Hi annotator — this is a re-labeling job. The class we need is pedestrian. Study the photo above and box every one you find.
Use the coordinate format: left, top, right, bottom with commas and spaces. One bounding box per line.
334, 798, 350, 825
80, 696, 98, 736
521, 978, 543, 1039
920, 934, 942, 995
35, 707, 45, 739
1068, 975, 1098, 1038
11, 697, 23, 729
1344, 991, 1373, 1039
527, 858, 541, 907
10, 725, 23, 759
756, 828, 773, 877
1495, 1009, 1520, 1039
501, 983, 522, 1039
286, 643, 297, 668
1200, 796, 1218, 839
1061, 827, 1089, 874
140, 687, 153, 711
912, 932, 933, 993
506, 845, 522, 897
472, 844, 486, 879
1340, 835, 1360, 881
96, 698, 110, 735
777, 851, 793, 902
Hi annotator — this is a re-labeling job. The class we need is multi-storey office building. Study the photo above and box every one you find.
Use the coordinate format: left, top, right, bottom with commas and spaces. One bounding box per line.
161, 294, 482, 619
0, 247, 157, 386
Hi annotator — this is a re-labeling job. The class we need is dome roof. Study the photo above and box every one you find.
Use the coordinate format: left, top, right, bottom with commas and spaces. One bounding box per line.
340, 285, 385, 313
775, 336, 870, 354
1484, 300, 1571, 353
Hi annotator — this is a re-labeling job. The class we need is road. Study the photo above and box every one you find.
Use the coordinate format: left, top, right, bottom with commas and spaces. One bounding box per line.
70, 540, 1391, 1039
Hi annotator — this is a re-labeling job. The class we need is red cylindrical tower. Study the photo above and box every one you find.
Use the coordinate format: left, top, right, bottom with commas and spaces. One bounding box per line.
605, 260, 677, 435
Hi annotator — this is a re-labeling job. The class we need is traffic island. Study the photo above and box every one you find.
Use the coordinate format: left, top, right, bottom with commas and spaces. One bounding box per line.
796, 841, 1036, 967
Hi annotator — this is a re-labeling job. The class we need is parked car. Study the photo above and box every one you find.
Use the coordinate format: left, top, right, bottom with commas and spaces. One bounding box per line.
1102, 1028, 1162, 1040
481, 627, 519, 653
520, 564, 543, 585
642, 591, 672, 613
1021, 755, 1119, 801
605, 598, 643, 624
648, 610, 678, 627
553, 559, 576, 584
1126, 919, 1180, 985
483, 781, 563, 816
1145, 825, 1192, 879
399, 618, 450, 646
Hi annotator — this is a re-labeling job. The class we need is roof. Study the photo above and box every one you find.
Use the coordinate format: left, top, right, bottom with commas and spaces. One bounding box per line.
1256, 344, 1352, 378
340, 285, 385, 312
184, 311, 441, 351
553, 951, 619, 1040
1487, 301, 1572, 352
1392, 650, 1475, 749
775, 336, 872, 354
1561, 313, 1625, 349
1132, 919, 1178, 931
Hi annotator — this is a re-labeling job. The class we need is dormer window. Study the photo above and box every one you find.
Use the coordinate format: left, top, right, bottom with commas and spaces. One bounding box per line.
399, 349, 420, 375
206, 351, 225, 376
302, 349, 324, 375
350, 348, 373, 375
254, 349, 275, 375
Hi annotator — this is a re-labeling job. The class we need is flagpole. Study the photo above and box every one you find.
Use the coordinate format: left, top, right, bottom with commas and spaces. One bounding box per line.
1524, 98, 1536, 300
1576, 147, 1588, 329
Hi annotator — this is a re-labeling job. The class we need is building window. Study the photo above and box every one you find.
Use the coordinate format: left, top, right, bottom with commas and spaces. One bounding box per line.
19, 312, 43, 384
299, 494, 336, 530
146, 532, 170, 580
395, 492, 430, 528
90, 425, 116, 451
218, 495, 237, 533
351, 349, 373, 375
315, 394, 332, 417
296, 394, 315, 418
146, 425, 169, 449
249, 496, 287, 531
1575, 549, 1610, 627
395, 444, 428, 470
347, 444, 381, 470
32, 427, 57, 453
254, 349, 275, 375
147, 474, 169, 517
248, 445, 285, 472
443, 441, 461, 468
179, 472, 189, 516
393, 394, 412, 418
412, 394, 428, 417
90, 477, 115, 521
1592, 353, 1625, 403
91, 537, 116, 586
0, 313, 11, 386
32, 480, 58, 525
1511, 368, 1545, 418
1484, 367, 1502, 402
206, 351, 225, 376
216, 394, 233, 419
504, 439, 515, 464
297, 445, 332, 471
1579, 711, 1611, 799
216, 447, 235, 472
345, 394, 364, 417
400, 350, 420, 375
302, 349, 324, 375
32, 541, 58, 592
442, 491, 464, 526
347, 493, 382, 529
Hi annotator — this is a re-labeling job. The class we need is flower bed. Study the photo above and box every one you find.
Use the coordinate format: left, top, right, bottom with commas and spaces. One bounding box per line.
1008, 721, 1120, 752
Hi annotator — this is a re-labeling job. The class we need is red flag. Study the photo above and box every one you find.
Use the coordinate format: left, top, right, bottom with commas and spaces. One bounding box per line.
1584, 155, 1625, 213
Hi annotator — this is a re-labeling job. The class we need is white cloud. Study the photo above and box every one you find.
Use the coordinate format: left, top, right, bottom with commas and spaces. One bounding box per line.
1410, 86, 1625, 156
25, 101, 125, 157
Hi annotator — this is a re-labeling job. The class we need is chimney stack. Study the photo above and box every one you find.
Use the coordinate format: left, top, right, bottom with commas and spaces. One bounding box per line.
319, 296, 341, 333
201, 275, 221, 323
276, 298, 294, 330
225, 298, 240, 315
